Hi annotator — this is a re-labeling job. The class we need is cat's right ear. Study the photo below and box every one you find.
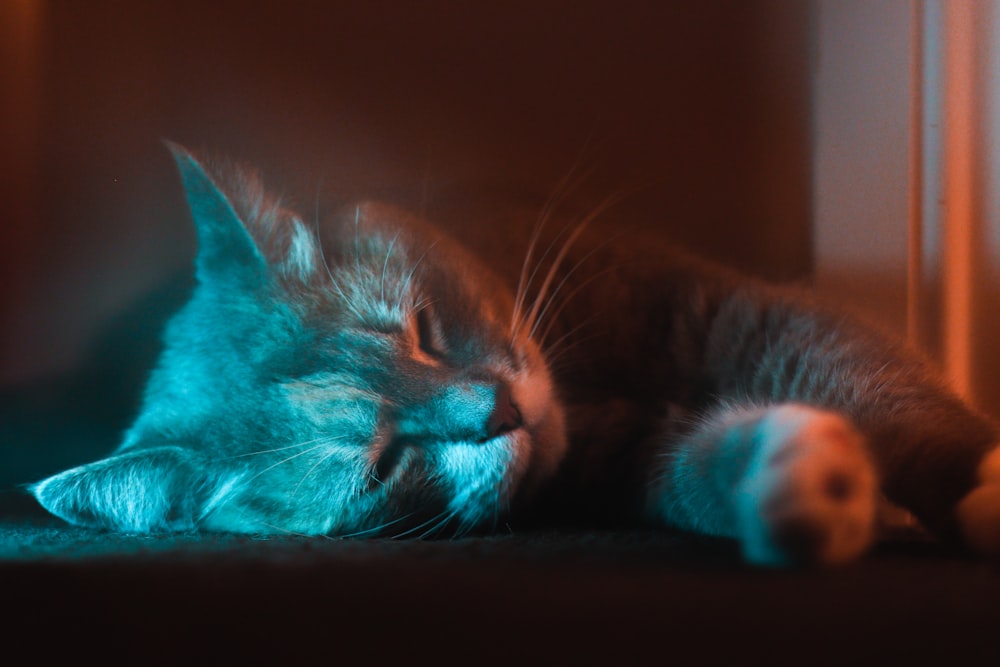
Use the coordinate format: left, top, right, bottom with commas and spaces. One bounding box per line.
164, 140, 268, 288
29, 446, 236, 532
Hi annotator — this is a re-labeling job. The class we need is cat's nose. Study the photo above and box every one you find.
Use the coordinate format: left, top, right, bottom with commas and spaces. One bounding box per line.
394, 376, 524, 444
484, 381, 523, 441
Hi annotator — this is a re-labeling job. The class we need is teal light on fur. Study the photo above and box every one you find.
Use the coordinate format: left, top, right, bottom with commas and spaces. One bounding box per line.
30, 143, 551, 539
30, 142, 1000, 567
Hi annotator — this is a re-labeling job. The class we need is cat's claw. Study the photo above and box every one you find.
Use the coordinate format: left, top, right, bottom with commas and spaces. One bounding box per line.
957, 447, 1000, 555
735, 405, 877, 567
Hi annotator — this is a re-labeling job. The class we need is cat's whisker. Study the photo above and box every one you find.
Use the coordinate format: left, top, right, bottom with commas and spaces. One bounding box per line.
388, 509, 452, 540
319, 246, 344, 296
397, 239, 440, 311
520, 188, 640, 344
291, 448, 344, 498
240, 437, 349, 485
249, 445, 327, 477
512, 194, 596, 341
535, 265, 619, 349
310, 218, 369, 321
308, 174, 330, 281
511, 154, 598, 338
380, 232, 401, 304
225, 433, 350, 460
256, 521, 336, 540
411, 297, 437, 315
543, 330, 605, 375
313, 176, 324, 228
452, 512, 481, 539
512, 222, 571, 342
353, 205, 362, 276
512, 212, 560, 338
367, 472, 385, 488
311, 214, 338, 286
512, 220, 568, 340
337, 512, 416, 539
542, 316, 599, 361
511, 229, 541, 338
329, 278, 367, 322
416, 508, 460, 539
363, 457, 391, 492
517, 222, 589, 343
528, 240, 624, 343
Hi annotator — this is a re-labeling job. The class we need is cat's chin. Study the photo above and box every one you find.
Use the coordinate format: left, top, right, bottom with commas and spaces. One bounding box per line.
506, 346, 569, 494
509, 398, 567, 502
361, 415, 568, 538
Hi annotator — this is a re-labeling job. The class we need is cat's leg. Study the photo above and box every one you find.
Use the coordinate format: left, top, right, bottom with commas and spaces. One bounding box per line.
685, 286, 1000, 558
651, 402, 877, 566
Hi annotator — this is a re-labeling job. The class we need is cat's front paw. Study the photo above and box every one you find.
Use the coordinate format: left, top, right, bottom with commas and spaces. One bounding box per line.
957, 447, 1000, 555
735, 405, 877, 567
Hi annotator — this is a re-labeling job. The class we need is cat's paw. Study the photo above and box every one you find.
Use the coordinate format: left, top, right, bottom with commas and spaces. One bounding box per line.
735, 405, 877, 567
957, 447, 1000, 555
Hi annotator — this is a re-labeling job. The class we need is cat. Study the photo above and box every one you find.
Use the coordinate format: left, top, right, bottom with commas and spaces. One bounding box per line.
29, 142, 1000, 567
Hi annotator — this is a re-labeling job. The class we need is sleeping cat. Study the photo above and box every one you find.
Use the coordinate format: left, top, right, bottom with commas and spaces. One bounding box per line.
30, 142, 1000, 566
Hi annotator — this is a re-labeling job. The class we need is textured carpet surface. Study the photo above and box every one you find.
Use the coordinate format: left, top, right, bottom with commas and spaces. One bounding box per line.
5, 491, 1000, 666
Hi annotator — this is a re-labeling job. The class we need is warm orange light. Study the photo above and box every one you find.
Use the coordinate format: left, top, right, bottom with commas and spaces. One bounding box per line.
942, 0, 977, 400
907, 1, 925, 350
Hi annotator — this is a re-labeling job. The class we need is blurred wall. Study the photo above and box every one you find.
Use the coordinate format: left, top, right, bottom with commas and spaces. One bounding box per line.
0, 0, 814, 387
812, 0, 913, 339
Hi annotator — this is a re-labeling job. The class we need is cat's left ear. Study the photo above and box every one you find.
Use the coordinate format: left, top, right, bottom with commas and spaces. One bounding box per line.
164, 140, 268, 288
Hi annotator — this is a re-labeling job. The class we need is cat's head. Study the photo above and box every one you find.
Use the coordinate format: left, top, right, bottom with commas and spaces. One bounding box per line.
31, 143, 567, 536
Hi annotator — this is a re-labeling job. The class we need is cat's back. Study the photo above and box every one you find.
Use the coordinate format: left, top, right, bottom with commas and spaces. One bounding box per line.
421, 187, 741, 298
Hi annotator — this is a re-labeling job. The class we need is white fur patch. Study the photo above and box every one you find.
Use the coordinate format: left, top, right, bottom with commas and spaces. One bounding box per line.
735, 404, 877, 566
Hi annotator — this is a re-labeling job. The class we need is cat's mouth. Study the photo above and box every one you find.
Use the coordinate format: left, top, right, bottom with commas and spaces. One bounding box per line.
367, 408, 527, 493
354, 421, 532, 538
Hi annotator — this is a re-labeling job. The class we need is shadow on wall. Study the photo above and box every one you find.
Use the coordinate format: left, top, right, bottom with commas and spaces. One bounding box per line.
0, 1, 814, 489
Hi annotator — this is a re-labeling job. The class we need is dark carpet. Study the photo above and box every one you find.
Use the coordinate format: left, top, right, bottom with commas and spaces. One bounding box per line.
3, 489, 999, 666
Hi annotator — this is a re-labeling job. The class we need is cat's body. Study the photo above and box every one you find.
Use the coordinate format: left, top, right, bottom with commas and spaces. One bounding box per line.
31, 144, 1000, 566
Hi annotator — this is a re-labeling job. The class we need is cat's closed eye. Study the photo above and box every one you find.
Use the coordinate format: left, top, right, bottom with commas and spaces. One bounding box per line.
413, 304, 446, 360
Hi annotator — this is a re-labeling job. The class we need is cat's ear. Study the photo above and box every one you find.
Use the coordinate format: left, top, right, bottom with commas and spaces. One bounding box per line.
164, 140, 268, 288
30, 446, 234, 532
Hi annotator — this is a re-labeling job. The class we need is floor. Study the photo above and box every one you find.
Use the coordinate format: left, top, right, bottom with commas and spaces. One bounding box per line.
4, 490, 998, 666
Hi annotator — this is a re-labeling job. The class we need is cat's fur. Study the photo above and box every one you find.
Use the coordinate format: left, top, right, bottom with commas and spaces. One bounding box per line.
30, 143, 1000, 566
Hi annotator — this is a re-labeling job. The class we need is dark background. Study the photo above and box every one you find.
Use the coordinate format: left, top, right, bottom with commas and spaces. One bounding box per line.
1, 0, 813, 489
